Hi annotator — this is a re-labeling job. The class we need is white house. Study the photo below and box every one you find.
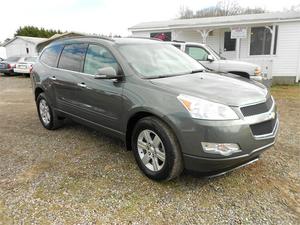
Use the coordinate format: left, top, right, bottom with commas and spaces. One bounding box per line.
129, 12, 300, 84
2, 36, 47, 58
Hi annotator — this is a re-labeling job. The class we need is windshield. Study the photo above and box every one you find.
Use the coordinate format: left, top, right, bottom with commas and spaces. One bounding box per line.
118, 43, 205, 78
24, 57, 37, 62
206, 46, 226, 60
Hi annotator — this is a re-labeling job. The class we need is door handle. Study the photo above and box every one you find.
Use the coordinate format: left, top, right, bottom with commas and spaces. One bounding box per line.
77, 83, 87, 88
49, 76, 56, 80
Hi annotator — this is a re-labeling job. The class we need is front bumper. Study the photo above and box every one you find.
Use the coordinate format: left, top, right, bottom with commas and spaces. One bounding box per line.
250, 75, 272, 88
183, 141, 274, 175
171, 99, 279, 175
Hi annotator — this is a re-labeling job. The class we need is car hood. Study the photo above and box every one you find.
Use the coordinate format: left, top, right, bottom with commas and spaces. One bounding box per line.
150, 72, 268, 106
219, 60, 259, 69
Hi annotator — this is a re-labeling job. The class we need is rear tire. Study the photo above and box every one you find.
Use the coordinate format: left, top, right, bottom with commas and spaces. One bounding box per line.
132, 116, 183, 181
36, 93, 64, 130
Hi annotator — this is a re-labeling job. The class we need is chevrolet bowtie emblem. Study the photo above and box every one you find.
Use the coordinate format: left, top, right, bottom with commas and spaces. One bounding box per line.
269, 112, 276, 120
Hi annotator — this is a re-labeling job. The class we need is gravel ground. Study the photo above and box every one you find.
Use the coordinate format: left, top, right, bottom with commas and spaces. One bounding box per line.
0, 75, 299, 224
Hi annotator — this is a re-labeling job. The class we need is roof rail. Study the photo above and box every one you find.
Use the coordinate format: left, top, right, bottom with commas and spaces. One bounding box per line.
53, 35, 115, 43
79, 35, 115, 42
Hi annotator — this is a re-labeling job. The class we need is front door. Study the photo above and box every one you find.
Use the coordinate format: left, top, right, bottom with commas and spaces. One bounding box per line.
74, 44, 124, 133
185, 45, 219, 71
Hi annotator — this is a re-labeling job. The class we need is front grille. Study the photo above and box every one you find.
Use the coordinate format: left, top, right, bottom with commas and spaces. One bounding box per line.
250, 116, 277, 136
241, 97, 273, 117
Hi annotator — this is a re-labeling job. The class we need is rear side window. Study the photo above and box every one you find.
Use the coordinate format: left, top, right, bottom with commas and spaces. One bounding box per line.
84, 44, 120, 75
40, 45, 63, 67
58, 43, 88, 72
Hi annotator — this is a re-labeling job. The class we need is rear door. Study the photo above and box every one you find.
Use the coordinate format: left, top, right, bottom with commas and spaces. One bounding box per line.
185, 45, 219, 71
54, 43, 88, 115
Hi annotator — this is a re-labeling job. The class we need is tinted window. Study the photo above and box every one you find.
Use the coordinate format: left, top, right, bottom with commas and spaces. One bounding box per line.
224, 31, 236, 51
250, 27, 272, 55
58, 44, 88, 72
185, 46, 209, 61
84, 44, 120, 75
40, 45, 63, 67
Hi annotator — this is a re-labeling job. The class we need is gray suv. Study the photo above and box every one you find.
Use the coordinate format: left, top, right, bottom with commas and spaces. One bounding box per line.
31, 37, 279, 181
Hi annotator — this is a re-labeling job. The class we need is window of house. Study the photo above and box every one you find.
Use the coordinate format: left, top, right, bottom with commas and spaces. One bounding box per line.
150, 32, 172, 41
40, 44, 64, 67
250, 26, 278, 55
224, 31, 236, 51
185, 46, 209, 61
84, 44, 120, 75
26, 48, 29, 54
273, 25, 278, 55
58, 43, 88, 72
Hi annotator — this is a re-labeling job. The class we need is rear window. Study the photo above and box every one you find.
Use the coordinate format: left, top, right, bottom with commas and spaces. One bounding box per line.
58, 43, 88, 72
40, 45, 64, 67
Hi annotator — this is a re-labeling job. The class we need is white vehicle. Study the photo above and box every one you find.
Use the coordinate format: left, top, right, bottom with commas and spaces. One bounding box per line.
14, 56, 37, 75
168, 41, 270, 86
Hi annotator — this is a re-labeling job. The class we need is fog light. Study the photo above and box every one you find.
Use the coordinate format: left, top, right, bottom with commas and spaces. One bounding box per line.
201, 142, 241, 156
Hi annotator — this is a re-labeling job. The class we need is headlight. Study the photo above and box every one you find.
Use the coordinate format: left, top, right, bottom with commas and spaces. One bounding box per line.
177, 94, 239, 120
254, 67, 261, 76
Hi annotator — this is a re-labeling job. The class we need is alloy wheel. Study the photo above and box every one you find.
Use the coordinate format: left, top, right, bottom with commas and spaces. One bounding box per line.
137, 129, 166, 172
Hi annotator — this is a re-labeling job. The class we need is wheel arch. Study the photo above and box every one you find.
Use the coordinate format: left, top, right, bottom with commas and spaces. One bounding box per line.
228, 71, 250, 79
34, 87, 44, 101
125, 110, 180, 151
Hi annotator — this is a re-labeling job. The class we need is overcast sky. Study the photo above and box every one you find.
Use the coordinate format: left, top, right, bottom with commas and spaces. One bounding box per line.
1, 0, 299, 42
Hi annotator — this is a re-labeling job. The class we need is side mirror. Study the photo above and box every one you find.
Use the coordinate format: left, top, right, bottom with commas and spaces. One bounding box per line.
207, 55, 214, 62
94, 67, 120, 79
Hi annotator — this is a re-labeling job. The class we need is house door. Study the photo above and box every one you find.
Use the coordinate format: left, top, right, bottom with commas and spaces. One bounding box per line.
220, 30, 236, 59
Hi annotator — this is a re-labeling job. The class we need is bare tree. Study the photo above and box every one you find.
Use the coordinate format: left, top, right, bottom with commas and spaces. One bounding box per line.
178, 6, 194, 19
178, 0, 266, 19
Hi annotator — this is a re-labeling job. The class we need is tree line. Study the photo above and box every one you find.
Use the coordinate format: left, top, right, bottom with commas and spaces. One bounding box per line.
14, 26, 64, 38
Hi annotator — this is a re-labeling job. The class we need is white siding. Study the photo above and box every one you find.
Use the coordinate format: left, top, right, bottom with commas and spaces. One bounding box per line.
272, 22, 300, 77
5, 39, 38, 57
131, 21, 300, 80
236, 22, 300, 78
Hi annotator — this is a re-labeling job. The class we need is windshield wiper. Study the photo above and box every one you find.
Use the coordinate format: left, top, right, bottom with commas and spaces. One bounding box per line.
190, 69, 204, 74
145, 75, 173, 79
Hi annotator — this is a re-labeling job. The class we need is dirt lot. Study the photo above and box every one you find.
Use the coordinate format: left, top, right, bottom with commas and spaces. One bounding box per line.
0, 75, 299, 224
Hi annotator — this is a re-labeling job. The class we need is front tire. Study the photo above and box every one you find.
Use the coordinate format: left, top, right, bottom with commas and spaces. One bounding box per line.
36, 93, 63, 130
132, 117, 183, 181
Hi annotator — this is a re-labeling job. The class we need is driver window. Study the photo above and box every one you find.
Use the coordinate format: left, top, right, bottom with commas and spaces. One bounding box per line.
185, 46, 209, 61
84, 44, 120, 75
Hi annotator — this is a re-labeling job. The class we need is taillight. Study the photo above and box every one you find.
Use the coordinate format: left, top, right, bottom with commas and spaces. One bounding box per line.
7, 64, 11, 69
29, 65, 33, 73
